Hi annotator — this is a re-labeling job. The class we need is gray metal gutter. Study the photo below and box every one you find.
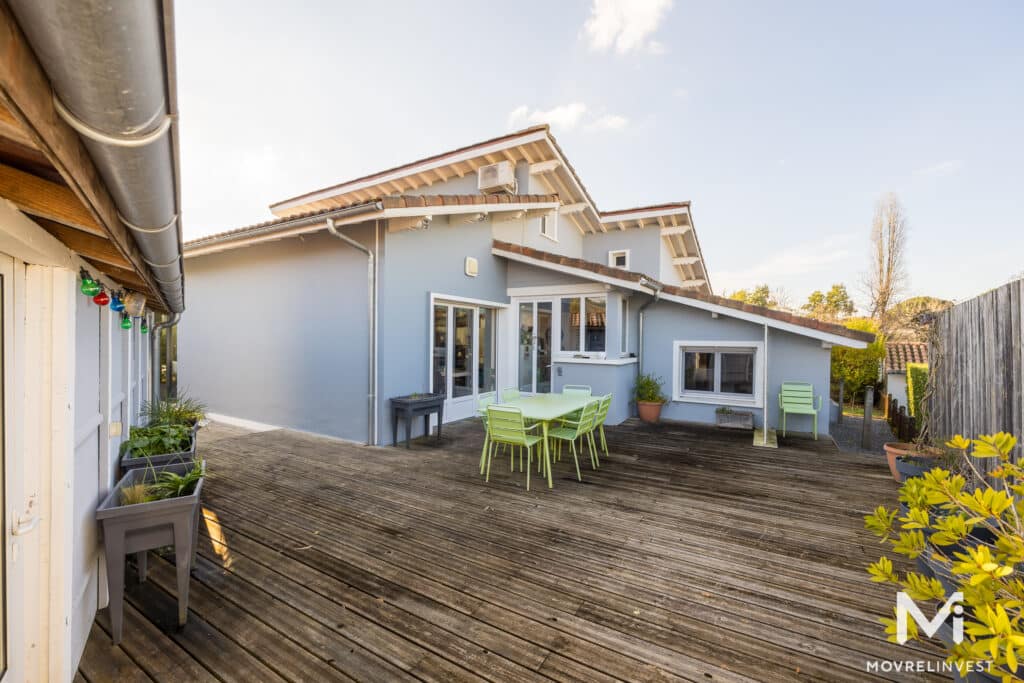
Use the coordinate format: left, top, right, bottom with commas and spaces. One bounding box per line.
187, 202, 383, 253
636, 277, 663, 377
326, 218, 379, 446
8, 0, 186, 312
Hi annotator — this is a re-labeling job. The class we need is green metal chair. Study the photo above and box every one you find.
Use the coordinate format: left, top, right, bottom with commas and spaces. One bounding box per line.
501, 387, 521, 402
485, 405, 544, 490
778, 382, 822, 439
592, 393, 612, 464
549, 400, 600, 480
477, 393, 496, 474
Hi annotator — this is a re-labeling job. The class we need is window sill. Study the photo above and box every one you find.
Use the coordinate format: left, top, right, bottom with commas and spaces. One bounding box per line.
672, 393, 759, 407
555, 357, 637, 366
540, 232, 558, 243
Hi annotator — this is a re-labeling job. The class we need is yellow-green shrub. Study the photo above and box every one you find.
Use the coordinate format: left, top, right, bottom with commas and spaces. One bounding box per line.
906, 362, 928, 417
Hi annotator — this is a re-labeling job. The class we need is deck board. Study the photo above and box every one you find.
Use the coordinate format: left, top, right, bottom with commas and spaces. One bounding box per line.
81, 419, 944, 682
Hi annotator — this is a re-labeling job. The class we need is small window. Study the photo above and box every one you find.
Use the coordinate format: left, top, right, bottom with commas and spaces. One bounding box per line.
608, 249, 629, 269
540, 213, 557, 241
673, 342, 762, 405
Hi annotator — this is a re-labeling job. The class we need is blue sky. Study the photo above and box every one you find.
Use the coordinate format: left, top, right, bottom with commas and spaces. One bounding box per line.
176, 0, 1023, 309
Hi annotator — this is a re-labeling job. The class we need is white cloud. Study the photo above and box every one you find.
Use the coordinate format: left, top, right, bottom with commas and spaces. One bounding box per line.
583, 0, 674, 55
585, 114, 629, 131
711, 234, 858, 296
507, 103, 629, 133
507, 102, 588, 131
913, 160, 963, 178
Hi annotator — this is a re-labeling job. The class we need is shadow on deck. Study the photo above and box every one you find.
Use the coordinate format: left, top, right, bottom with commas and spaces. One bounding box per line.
77, 418, 944, 682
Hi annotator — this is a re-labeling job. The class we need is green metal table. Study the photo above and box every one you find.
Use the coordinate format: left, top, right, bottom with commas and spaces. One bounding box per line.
502, 393, 594, 489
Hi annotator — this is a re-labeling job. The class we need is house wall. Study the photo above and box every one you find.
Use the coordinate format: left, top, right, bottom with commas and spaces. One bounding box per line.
552, 361, 637, 424
581, 228, 662, 277
887, 372, 908, 408
377, 215, 509, 444
178, 226, 375, 442
640, 300, 833, 434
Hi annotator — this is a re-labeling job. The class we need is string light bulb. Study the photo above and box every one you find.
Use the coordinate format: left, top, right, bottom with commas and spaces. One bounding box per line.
140, 319, 149, 334
110, 292, 125, 312
120, 314, 132, 330
93, 289, 110, 306
79, 269, 100, 297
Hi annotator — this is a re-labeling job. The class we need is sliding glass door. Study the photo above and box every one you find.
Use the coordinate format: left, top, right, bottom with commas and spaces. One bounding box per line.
517, 301, 552, 394
432, 303, 496, 421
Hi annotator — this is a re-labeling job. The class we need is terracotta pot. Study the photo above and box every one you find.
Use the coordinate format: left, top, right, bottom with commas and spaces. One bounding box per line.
883, 442, 915, 480
637, 401, 663, 424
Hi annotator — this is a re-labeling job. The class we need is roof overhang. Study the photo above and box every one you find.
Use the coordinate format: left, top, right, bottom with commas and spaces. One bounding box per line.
186, 198, 560, 259
492, 243, 869, 349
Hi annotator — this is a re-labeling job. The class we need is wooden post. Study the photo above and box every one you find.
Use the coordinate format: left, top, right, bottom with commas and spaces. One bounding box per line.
861, 386, 874, 450
837, 380, 844, 424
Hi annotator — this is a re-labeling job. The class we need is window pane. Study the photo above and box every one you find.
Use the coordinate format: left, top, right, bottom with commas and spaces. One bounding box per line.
432, 305, 447, 395
620, 298, 628, 354
478, 308, 495, 394
684, 351, 715, 391
561, 297, 580, 352
585, 296, 606, 352
720, 352, 754, 394
536, 302, 552, 393
452, 307, 472, 398
518, 303, 533, 392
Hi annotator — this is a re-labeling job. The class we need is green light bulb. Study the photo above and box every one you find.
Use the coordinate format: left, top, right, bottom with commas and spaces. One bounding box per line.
120, 315, 132, 330
140, 320, 149, 334
80, 277, 100, 296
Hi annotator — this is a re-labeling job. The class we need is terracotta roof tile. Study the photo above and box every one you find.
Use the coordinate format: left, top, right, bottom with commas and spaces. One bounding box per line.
599, 202, 691, 217
186, 194, 559, 249
885, 342, 928, 373
492, 240, 876, 344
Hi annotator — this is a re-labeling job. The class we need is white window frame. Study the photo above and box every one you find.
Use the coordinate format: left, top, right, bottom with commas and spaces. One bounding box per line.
555, 294, 608, 360
620, 297, 629, 356
540, 212, 558, 242
608, 249, 630, 269
671, 340, 764, 407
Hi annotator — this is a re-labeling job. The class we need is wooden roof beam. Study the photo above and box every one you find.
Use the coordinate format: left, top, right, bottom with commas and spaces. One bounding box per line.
0, 101, 36, 149
672, 255, 701, 266
661, 224, 692, 237
33, 217, 130, 268
529, 159, 561, 175
0, 162, 106, 236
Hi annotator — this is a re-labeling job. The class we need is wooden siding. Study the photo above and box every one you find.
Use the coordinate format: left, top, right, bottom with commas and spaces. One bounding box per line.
78, 420, 943, 682
929, 279, 1024, 467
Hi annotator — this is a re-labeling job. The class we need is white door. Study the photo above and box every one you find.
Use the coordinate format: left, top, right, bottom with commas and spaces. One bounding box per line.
516, 300, 553, 394
1, 253, 34, 682
431, 303, 496, 422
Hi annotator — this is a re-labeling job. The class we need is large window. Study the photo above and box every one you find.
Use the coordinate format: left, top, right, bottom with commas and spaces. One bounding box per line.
673, 341, 762, 405
558, 295, 606, 356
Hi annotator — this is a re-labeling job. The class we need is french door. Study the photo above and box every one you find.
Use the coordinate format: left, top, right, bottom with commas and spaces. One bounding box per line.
432, 302, 496, 422
517, 300, 552, 394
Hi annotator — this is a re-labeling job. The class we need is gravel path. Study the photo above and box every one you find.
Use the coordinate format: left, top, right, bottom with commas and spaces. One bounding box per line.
831, 415, 895, 456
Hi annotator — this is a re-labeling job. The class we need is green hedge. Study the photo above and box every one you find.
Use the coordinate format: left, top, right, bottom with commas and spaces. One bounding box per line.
906, 362, 928, 418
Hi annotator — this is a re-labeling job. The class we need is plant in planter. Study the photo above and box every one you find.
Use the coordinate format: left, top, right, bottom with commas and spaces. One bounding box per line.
96, 459, 206, 644
634, 373, 667, 423
141, 393, 207, 427
864, 431, 1024, 680
119, 423, 196, 473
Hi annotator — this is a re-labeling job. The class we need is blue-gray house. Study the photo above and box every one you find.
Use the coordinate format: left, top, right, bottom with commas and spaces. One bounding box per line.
180, 125, 873, 445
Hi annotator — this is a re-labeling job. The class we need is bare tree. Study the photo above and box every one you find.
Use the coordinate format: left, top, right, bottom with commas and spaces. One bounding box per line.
865, 193, 908, 331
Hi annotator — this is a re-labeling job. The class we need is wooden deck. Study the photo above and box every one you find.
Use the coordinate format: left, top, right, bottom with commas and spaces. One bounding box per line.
78, 419, 945, 682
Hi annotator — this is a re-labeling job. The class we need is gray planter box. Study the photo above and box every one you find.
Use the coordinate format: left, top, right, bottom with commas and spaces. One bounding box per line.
716, 410, 754, 430
119, 424, 199, 476
96, 460, 205, 644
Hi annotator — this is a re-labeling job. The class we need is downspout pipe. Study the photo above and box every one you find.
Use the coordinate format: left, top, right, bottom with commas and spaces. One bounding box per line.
326, 218, 377, 446
636, 277, 663, 377
150, 312, 180, 405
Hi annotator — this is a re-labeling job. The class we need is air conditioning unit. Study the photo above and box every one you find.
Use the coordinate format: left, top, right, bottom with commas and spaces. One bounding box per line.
477, 161, 517, 194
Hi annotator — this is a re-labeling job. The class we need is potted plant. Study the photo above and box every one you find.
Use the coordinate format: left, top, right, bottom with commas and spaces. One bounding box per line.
864, 431, 1022, 681
96, 459, 206, 644
634, 373, 667, 423
884, 437, 944, 481
119, 423, 197, 474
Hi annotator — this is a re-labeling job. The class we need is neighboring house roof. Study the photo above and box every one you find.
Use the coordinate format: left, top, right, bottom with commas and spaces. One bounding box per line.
885, 341, 928, 373
259, 125, 710, 291
185, 194, 560, 256
493, 240, 875, 348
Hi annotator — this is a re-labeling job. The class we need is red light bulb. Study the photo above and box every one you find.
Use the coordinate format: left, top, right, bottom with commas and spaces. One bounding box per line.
93, 290, 110, 306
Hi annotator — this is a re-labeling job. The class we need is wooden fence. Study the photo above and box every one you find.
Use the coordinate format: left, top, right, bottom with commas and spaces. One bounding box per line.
886, 394, 919, 443
928, 279, 1024, 465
